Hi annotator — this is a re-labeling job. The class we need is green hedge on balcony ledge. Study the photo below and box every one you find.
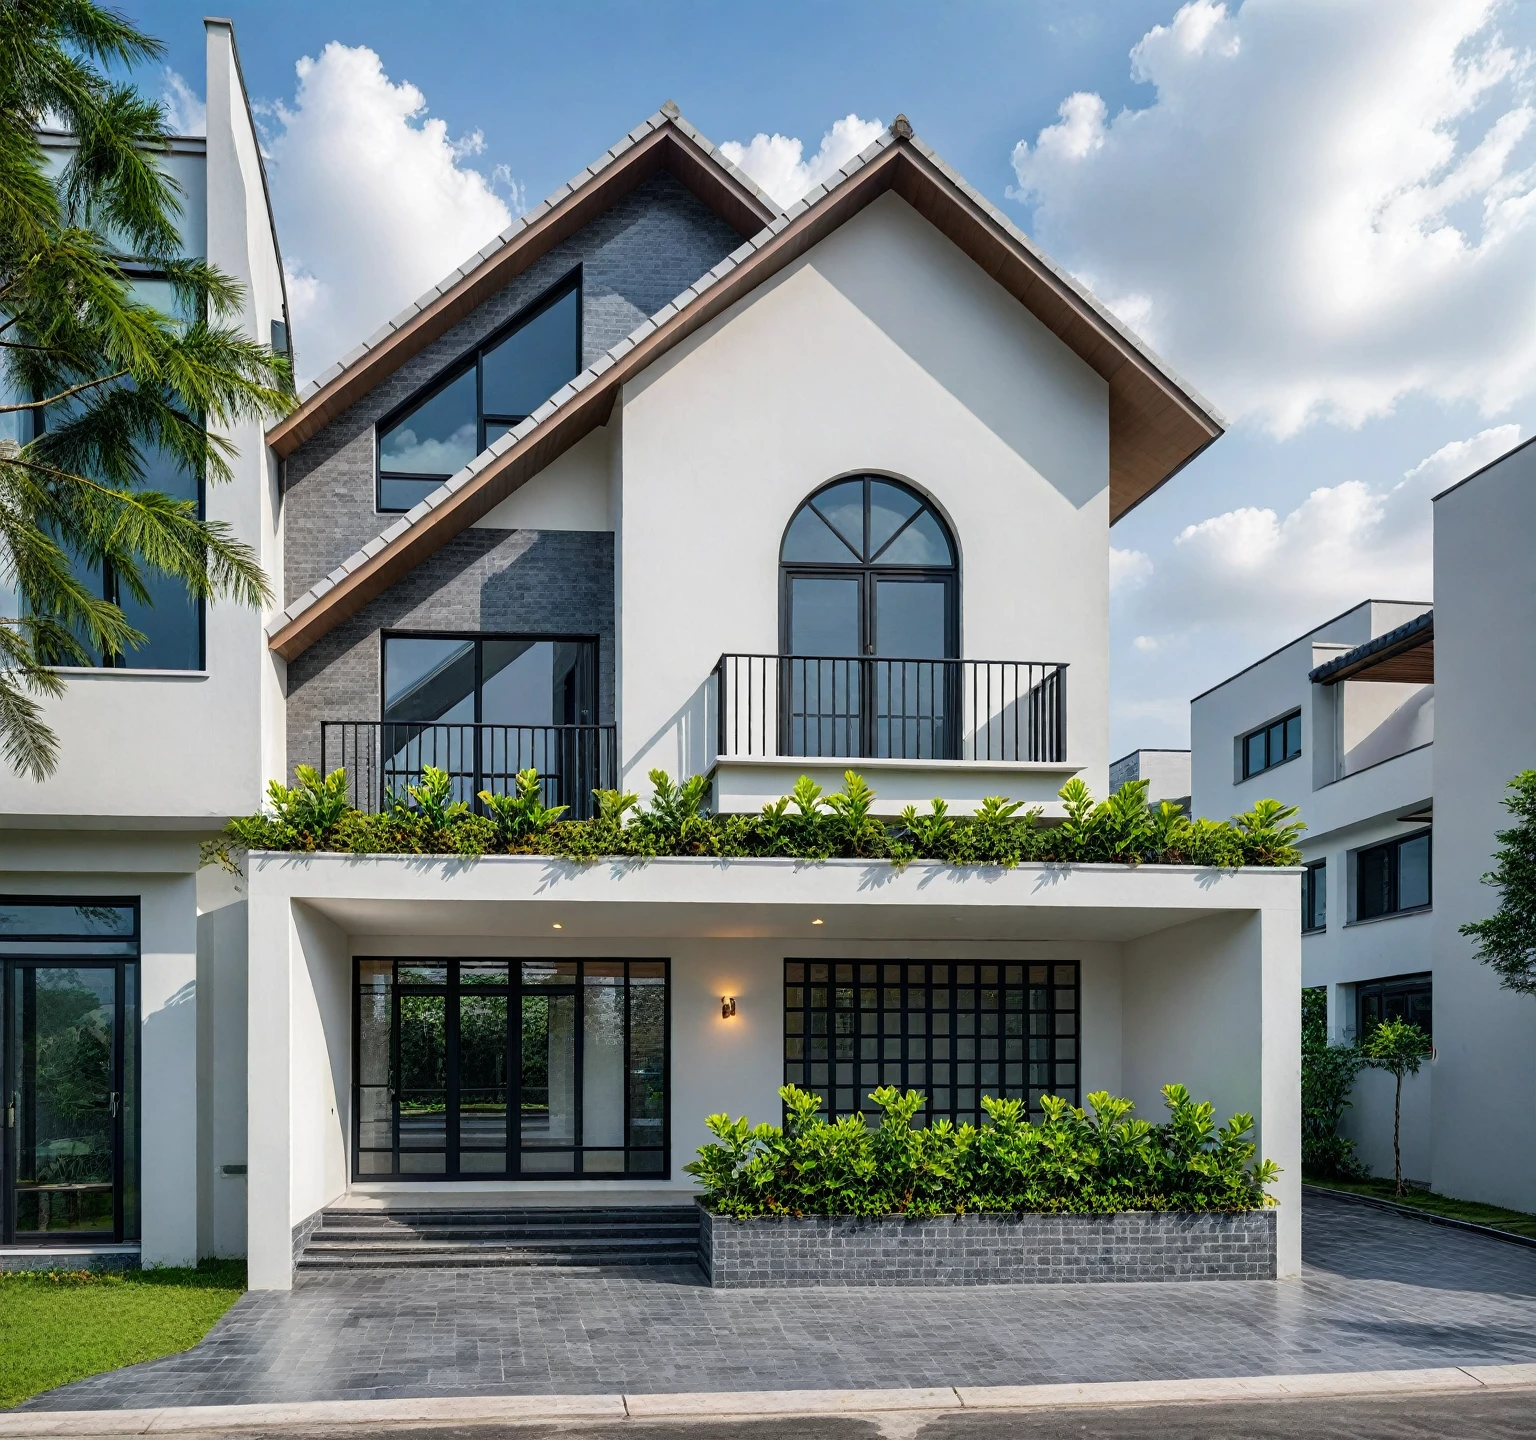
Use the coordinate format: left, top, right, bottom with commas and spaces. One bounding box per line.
210, 766, 1304, 870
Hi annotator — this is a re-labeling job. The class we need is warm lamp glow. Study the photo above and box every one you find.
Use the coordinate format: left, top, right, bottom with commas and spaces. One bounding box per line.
721, 996, 738, 1019
811, 918, 824, 926
551, 922, 563, 930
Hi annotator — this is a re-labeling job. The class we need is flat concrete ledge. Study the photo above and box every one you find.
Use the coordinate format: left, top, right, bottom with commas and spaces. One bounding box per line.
0, 1246, 139, 1273
699, 1207, 1277, 1286
6, 1366, 1536, 1433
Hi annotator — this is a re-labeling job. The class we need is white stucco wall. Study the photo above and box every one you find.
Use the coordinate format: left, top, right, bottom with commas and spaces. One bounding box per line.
475, 425, 613, 531
616, 191, 1110, 802
1431, 440, 1536, 1210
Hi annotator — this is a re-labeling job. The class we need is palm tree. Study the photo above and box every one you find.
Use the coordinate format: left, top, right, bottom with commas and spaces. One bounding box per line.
0, 0, 293, 777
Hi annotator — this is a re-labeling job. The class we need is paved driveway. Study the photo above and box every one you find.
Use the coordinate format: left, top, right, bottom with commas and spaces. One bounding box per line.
19, 1192, 1536, 1411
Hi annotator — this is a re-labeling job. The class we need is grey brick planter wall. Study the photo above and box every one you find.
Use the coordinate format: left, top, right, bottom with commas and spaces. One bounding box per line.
698, 1207, 1276, 1287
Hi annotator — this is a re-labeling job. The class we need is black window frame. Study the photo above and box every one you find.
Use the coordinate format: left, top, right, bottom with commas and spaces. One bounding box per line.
375, 269, 582, 514
1356, 972, 1432, 1041
784, 960, 1080, 1128
1302, 860, 1326, 934
351, 956, 670, 1181
1353, 829, 1432, 922
26, 268, 208, 672
1240, 710, 1302, 780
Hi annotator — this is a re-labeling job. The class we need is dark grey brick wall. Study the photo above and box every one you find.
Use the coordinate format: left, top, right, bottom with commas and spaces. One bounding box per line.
282, 171, 742, 605
286, 529, 614, 779
699, 1207, 1277, 1287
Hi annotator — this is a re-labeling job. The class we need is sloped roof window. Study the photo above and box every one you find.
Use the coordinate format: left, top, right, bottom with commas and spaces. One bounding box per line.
376, 273, 580, 513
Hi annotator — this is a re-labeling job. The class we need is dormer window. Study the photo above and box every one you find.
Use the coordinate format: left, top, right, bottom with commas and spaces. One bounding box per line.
376, 274, 581, 513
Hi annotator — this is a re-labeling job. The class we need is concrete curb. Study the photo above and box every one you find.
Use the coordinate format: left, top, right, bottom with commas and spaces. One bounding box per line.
1303, 1182, 1536, 1251
5, 1365, 1536, 1434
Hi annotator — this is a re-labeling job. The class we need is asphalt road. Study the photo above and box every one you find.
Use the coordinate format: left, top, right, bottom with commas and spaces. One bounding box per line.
141, 1387, 1536, 1440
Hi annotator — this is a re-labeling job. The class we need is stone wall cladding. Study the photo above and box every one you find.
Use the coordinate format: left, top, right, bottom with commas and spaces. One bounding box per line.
698, 1208, 1277, 1287
286, 529, 614, 776
282, 171, 742, 604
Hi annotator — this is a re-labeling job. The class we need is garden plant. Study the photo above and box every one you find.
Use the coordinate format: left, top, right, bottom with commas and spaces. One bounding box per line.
685, 1083, 1278, 1219
216, 768, 1305, 869
1358, 1016, 1431, 1196
1460, 769, 1536, 994
1300, 986, 1365, 1178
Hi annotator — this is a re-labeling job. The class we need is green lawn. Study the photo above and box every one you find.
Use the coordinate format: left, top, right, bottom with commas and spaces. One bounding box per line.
1306, 1176, 1536, 1241
0, 1261, 244, 1410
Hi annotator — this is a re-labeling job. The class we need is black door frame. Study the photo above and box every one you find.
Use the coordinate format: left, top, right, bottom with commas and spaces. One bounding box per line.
1, 957, 132, 1245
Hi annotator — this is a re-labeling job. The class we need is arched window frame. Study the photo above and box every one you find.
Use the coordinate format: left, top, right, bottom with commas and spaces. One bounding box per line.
778, 475, 959, 659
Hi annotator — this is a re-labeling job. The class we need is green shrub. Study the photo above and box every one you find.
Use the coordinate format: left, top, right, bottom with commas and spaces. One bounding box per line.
1301, 986, 1366, 1179
684, 1083, 1277, 1219
215, 767, 1303, 870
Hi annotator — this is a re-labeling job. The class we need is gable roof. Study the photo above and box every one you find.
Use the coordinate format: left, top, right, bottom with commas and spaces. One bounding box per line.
266, 103, 778, 455
267, 111, 1224, 663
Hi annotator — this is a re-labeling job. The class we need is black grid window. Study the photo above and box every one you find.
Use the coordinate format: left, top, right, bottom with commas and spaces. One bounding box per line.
1241, 711, 1301, 779
1357, 972, 1432, 1041
1355, 831, 1431, 921
783, 960, 1080, 1126
1302, 860, 1326, 933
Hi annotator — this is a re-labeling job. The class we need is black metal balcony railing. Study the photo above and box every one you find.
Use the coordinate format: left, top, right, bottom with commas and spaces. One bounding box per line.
711, 655, 1067, 764
320, 722, 617, 818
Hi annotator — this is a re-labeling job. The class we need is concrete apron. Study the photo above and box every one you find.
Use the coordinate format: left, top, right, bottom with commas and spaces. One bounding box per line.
5, 1365, 1536, 1434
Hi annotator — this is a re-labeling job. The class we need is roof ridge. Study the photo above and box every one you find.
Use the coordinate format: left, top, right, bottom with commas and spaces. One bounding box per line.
294, 105, 777, 404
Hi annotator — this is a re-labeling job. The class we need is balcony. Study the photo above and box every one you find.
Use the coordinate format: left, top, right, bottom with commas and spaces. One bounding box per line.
708, 654, 1074, 814
320, 722, 617, 819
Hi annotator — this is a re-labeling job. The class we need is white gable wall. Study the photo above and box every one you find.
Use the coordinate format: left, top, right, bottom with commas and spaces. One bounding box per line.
616, 191, 1110, 802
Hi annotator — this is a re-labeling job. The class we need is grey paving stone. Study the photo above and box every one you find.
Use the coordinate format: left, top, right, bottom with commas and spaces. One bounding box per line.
18, 1194, 1536, 1412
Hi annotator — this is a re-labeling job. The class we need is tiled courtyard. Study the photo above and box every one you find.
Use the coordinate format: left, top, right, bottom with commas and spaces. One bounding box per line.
19, 1192, 1536, 1411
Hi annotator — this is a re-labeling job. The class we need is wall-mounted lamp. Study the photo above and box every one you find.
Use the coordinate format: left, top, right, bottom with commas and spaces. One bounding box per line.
721, 996, 738, 1019
811, 918, 824, 926
551, 922, 563, 930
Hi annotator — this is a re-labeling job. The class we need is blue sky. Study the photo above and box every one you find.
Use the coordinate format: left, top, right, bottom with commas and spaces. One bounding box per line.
127, 1, 1536, 766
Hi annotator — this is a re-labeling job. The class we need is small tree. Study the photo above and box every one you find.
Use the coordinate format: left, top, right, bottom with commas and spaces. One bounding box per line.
1358, 1018, 1430, 1196
1460, 770, 1536, 994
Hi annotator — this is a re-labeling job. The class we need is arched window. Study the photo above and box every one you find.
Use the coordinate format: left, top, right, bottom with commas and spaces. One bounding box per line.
779, 477, 958, 757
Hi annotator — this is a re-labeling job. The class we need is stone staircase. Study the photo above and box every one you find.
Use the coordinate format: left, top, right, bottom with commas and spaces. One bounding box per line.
294, 1204, 702, 1271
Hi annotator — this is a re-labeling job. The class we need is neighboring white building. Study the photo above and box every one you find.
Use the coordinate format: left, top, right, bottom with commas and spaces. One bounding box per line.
2, 98, 1306, 1286
1190, 433, 1535, 1206
0, 21, 286, 1268
1110, 749, 1191, 810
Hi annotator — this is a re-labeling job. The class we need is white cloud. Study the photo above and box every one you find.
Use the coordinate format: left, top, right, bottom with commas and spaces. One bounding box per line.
161, 69, 205, 136
1123, 424, 1519, 642
1110, 545, 1153, 592
721, 114, 884, 209
1010, 0, 1536, 436
261, 43, 516, 382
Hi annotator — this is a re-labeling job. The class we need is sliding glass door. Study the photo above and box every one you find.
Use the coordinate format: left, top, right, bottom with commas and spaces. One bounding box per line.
1, 901, 139, 1246
355, 958, 667, 1179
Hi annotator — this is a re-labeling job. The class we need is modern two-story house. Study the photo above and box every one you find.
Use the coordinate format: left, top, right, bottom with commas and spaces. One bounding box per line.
1, 75, 1306, 1286
1189, 433, 1536, 1206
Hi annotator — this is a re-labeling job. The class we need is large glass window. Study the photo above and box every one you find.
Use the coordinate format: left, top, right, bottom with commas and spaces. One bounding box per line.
1355, 831, 1431, 921
376, 276, 580, 512
1241, 711, 1301, 780
354, 957, 667, 1179
784, 961, 1079, 1128
779, 477, 958, 759
380, 632, 597, 805
1357, 972, 1432, 1040
0, 900, 139, 1245
26, 278, 204, 670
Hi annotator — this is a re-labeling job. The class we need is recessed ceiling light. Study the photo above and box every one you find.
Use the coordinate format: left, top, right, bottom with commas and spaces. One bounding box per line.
551, 922, 563, 930
811, 918, 824, 926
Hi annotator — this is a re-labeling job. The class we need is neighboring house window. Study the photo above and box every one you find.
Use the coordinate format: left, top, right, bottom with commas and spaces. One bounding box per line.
379, 631, 597, 804
30, 277, 204, 671
1357, 972, 1432, 1041
1355, 831, 1431, 921
784, 960, 1079, 1126
1302, 860, 1326, 933
779, 476, 958, 757
375, 274, 580, 512
1240, 711, 1301, 779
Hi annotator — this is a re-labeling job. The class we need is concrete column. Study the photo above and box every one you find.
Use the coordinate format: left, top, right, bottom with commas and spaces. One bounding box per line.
246, 882, 293, 1290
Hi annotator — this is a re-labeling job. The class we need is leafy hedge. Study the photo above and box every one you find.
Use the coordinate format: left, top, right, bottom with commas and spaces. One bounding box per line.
216, 765, 1304, 869
685, 1083, 1278, 1219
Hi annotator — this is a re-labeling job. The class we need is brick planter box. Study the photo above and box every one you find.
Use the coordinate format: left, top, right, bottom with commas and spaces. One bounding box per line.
698, 1206, 1276, 1287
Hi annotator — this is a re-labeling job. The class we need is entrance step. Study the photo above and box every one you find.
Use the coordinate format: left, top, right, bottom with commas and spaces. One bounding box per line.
295, 1204, 701, 1272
